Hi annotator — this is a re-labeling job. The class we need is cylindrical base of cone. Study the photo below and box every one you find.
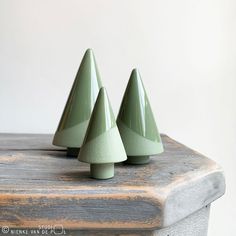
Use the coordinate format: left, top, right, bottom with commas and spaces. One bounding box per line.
90, 163, 114, 179
67, 148, 80, 157
126, 155, 150, 164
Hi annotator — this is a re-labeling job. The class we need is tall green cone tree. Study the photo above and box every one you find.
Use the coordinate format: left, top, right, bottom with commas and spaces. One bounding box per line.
117, 68, 163, 164
78, 87, 127, 179
53, 49, 102, 156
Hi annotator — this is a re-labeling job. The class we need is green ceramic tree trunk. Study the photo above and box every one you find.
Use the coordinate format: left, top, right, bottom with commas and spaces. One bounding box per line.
78, 87, 127, 179
117, 69, 163, 164
90, 163, 114, 179
53, 49, 102, 156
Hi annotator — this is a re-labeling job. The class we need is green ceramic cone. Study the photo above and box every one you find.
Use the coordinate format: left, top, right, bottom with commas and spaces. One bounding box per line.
53, 49, 102, 156
78, 87, 127, 179
117, 68, 163, 164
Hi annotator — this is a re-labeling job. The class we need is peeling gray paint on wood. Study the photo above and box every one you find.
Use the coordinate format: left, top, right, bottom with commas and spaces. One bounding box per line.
0, 133, 225, 231
0, 197, 160, 222
0, 206, 210, 236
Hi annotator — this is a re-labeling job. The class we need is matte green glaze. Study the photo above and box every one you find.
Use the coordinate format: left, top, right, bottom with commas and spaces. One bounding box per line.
90, 163, 114, 179
117, 121, 164, 155
117, 69, 163, 163
78, 87, 127, 179
78, 126, 127, 164
53, 49, 102, 149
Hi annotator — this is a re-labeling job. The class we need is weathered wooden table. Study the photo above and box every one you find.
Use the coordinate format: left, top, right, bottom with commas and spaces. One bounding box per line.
0, 134, 225, 236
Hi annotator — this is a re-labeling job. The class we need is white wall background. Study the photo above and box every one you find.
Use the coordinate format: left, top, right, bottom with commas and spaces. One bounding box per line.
0, 0, 235, 235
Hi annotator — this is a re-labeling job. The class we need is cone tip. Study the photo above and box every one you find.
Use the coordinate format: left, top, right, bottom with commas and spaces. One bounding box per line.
85, 48, 94, 55
86, 48, 93, 52
130, 68, 142, 82
132, 68, 139, 73
99, 86, 106, 92
98, 87, 107, 97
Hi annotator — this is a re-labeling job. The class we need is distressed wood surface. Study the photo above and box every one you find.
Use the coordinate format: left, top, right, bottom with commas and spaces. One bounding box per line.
0, 133, 225, 230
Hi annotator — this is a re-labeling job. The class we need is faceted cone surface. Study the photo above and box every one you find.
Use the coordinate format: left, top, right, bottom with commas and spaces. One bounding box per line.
117, 69, 163, 156
78, 87, 127, 164
53, 49, 102, 148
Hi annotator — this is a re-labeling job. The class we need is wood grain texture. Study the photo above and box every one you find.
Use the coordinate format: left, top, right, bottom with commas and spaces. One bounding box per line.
0, 133, 225, 230
0, 205, 210, 236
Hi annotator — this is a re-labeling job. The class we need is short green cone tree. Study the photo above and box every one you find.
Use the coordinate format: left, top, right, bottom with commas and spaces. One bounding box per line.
117, 68, 163, 164
78, 87, 127, 179
53, 49, 102, 156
